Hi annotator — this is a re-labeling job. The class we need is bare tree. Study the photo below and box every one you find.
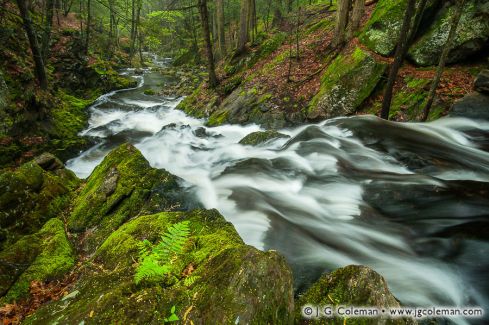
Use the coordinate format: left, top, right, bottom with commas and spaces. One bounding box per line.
380, 0, 417, 120
198, 0, 218, 87
422, 0, 465, 121
348, 0, 365, 39
333, 0, 352, 48
15, 0, 48, 89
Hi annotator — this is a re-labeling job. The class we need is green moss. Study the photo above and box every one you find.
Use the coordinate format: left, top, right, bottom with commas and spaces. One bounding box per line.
408, 0, 489, 66
68, 143, 184, 252
305, 18, 335, 34
0, 218, 75, 303
26, 209, 294, 324
307, 47, 387, 119
143, 89, 156, 95
0, 160, 78, 250
207, 109, 230, 127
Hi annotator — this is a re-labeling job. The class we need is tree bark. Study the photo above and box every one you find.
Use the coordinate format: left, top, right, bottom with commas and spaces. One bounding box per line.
237, 0, 249, 53
198, 0, 218, 87
348, 0, 364, 39
333, 0, 352, 48
216, 0, 226, 56
380, 0, 417, 120
84, 0, 91, 55
422, 0, 465, 121
41, 0, 55, 61
15, 0, 48, 89
272, 0, 283, 27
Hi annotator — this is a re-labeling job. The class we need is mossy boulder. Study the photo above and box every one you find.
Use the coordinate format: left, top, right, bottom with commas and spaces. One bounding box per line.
67, 143, 187, 252
0, 218, 75, 303
295, 265, 416, 324
239, 130, 290, 146
359, 0, 439, 56
307, 47, 387, 120
450, 91, 489, 120
26, 209, 294, 324
0, 154, 80, 250
408, 0, 489, 66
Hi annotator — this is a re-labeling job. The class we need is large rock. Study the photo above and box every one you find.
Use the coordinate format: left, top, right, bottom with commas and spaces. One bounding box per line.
0, 155, 80, 250
450, 92, 489, 120
295, 265, 416, 324
475, 69, 489, 94
67, 143, 188, 252
359, 0, 439, 56
306, 47, 387, 120
408, 0, 489, 66
0, 218, 75, 303
25, 209, 294, 324
239, 130, 290, 146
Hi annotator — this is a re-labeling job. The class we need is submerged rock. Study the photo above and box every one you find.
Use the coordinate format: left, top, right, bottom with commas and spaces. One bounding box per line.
67, 143, 188, 253
26, 209, 294, 324
0, 218, 75, 303
0, 155, 80, 250
239, 130, 290, 146
307, 47, 387, 120
475, 69, 489, 94
450, 92, 489, 120
408, 0, 489, 66
296, 265, 416, 324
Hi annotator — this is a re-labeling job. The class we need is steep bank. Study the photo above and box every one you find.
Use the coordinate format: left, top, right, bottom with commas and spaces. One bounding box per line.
174, 1, 488, 128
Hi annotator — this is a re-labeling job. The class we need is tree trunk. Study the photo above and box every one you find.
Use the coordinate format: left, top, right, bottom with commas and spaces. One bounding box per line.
41, 0, 55, 61
84, 0, 91, 55
198, 0, 218, 88
272, 0, 283, 27
422, 0, 465, 121
348, 0, 364, 39
333, 0, 352, 48
216, 0, 226, 56
380, 0, 417, 120
237, 0, 249, 53
15, 0, 48, 89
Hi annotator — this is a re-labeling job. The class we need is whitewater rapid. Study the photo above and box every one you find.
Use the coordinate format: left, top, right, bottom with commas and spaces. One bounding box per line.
67, 67, 489, 324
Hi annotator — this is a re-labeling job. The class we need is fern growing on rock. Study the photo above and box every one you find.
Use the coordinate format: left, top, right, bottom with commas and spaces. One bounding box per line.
134, 221, 190, 285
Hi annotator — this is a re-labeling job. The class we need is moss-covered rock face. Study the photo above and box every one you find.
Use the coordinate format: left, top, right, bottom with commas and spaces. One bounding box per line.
67, 143, 188, 252
0, 218, 75, 303
408, 0, 489, 66
239, 130, 290, 146
26, 209, 294, 324
295, 265, 416, 325
359, 0, 439, 56
0, 155, 80, 250
307, 47, 387, 120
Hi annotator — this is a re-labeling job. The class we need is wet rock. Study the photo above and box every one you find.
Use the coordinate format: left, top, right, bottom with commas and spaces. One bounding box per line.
67, 143, 188, 252
307, 47, 387, 120
450, 92, 489, 120
296, 265, 416, 324
193, 127, 208, 138
0, 218, 75, 303
25, 209, 294, 324
134, 68, 144, 75
475, 69, 489, 94
33, 152, 64, 171
239, 130, 290, 146
0, 158, 80, 250
408, 0, 489, 66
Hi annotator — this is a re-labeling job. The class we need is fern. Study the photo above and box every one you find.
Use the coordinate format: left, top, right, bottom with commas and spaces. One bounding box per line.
134, 221, 191, 285
183, 275, 200, 287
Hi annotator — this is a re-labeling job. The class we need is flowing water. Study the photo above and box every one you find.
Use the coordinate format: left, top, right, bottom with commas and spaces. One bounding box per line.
67, 62, 489, 324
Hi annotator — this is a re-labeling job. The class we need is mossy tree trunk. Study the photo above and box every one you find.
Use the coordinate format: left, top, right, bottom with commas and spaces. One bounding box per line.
15, 0, 48, 90
198, 0, 218, 88
380, 0, 417, 120
422, 0, 466, 121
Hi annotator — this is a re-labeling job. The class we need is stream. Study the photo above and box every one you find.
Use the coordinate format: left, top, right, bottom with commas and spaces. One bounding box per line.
66, 60, 489, 324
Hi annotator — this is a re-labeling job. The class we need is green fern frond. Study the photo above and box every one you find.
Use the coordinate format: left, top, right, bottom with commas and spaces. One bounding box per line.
134, 221, 191, 285
183, 275, 200, 287
134, 255, 170, 284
